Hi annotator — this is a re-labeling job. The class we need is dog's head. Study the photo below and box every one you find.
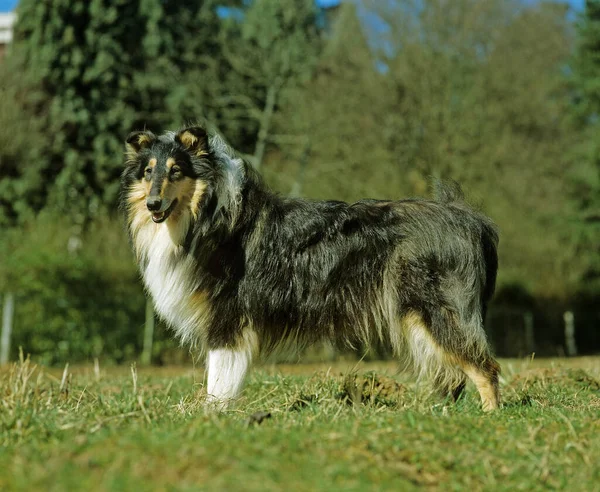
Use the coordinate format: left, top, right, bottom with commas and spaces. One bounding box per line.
122, 126, 243, 228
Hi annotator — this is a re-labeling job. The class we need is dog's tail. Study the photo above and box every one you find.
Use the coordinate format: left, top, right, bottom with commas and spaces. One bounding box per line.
432, 179, 464, 204
432, 178, 499, 297
432, 177, 499, 319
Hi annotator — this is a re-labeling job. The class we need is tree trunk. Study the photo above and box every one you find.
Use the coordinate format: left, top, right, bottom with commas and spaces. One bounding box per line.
253, 83, 278, 171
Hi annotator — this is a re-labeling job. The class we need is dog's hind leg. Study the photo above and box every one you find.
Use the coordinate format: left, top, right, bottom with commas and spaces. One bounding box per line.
398, 311, 466, 401
433, 372, 467, 402
455, 357, 500, 412
205, 330, 258, 410
399, 309, 500, 411
451, 379, 467, 402
431, 307, 500, 412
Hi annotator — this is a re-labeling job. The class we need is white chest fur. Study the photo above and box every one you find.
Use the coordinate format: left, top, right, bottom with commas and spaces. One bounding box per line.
136, 222, 211, 347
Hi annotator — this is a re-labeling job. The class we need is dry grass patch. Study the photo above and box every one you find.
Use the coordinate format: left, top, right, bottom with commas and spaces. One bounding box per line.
1, 355, 599, 490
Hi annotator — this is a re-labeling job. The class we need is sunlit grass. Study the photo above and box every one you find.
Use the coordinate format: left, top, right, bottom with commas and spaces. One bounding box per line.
1, 354, 599, 490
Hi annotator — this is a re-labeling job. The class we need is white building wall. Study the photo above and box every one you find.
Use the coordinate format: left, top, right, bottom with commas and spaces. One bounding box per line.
0, 13, 16, 45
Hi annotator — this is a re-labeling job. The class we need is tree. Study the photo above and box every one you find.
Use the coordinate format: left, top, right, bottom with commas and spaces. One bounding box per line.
369, 0, 580, 297
206, 0, 322, 170
267, 3, 399, 201
1, 0, 226, 226
570, 0, 600, 294
0, 58, 40, 225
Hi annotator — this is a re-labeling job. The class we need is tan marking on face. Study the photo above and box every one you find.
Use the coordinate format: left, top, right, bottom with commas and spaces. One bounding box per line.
143, 179, 152, 196
160, 158, 178, 198
159, 177, 169, 198
127, 181, 147, 206
170, 179, 192, 210
155, 175, 208, 222
136, 158, 158, 195
128, 160, 208, 242
189, 180, 207, 219
126, 181, 158, 260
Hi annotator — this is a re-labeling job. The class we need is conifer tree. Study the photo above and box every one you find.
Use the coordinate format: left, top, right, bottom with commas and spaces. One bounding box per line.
3, 0, 224, 224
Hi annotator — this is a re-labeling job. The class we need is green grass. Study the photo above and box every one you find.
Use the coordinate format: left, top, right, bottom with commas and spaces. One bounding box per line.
1, 355, 599, 491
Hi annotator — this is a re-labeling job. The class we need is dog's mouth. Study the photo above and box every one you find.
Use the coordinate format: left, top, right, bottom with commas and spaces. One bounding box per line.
151, 199, 178, 223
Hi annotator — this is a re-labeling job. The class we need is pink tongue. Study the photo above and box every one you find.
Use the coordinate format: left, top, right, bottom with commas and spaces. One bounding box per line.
153, 212, 164, 220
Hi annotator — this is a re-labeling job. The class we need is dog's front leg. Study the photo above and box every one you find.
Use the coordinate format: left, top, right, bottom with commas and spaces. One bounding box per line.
205, 347, 252, 410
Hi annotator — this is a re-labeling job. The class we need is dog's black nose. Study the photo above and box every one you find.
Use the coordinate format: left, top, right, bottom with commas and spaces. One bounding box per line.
146, 197, 162, 212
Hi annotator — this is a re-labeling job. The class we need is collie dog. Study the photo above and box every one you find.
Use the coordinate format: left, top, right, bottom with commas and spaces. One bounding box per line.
120, 126, 501, 411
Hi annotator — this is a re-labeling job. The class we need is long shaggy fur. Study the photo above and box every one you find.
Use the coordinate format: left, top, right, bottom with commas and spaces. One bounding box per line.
120, 126, 501, 411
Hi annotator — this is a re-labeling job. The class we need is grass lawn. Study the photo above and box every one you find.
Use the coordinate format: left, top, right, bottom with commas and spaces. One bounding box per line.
1, 354, 599, 491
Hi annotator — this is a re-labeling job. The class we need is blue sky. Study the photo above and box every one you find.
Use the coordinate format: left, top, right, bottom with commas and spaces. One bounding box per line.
0, 0, 16, 12
565, 0, 584, 9
0, 0, 587, 13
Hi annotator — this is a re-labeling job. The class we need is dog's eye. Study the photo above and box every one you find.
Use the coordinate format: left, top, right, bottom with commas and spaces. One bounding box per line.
170, 166, 182, 179
144, 167, 152, 180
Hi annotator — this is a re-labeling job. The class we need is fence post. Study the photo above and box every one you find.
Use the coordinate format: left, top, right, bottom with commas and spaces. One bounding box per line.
141, 298, 155, 365
1, 292, 15, 365
524, 311, 535, 355
564, 311, 577, 357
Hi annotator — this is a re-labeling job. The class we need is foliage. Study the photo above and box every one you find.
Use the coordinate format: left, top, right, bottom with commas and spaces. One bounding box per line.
0, 58, 40, 225
0, 0, 599, 363
2, 0, 227, 225
174, 0, 323, 169
351, 0, 580, 297
0, 213, 183, 365
270, 0, 591, 298
1, 357, 599, 489
267, 3, 398, 200
569, 0, 600, 294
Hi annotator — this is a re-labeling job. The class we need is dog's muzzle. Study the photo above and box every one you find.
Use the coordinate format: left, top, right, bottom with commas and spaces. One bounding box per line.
146, 197, 177, 223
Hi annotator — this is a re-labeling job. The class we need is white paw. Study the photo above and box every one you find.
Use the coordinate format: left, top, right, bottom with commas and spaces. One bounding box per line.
204, 393, 233, 412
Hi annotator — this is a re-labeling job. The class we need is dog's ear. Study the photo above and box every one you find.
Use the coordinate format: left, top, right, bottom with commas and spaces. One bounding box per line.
126, 131, 156, 155
175, 127, 209, 157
